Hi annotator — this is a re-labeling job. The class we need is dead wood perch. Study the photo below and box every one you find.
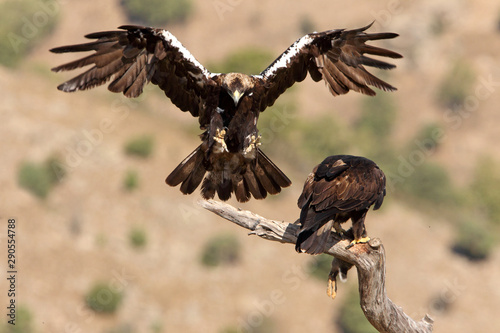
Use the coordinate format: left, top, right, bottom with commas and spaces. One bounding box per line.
199, 199, 434, 333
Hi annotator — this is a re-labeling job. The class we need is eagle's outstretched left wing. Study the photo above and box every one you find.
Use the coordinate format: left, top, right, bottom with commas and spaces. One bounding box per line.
50, 25, 215, 118
257, 22, 402, 111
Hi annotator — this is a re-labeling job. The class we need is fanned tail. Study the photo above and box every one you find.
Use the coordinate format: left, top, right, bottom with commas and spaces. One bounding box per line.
202, 149, 291, 202
167, 147, 291, 203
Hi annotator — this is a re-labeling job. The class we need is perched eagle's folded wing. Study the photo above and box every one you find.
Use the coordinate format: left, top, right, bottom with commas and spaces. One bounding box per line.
299, 155, 386, 214
50, 25, 214, 117
257, 22, 402, 111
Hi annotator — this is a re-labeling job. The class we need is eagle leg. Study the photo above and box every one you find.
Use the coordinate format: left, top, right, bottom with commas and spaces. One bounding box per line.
345, 210, 369, 249
213, 128, 228, 153
243, 134, 262, 157
327, 273, 337, 299
333, 221, 347, 235
327, 257, 353, 300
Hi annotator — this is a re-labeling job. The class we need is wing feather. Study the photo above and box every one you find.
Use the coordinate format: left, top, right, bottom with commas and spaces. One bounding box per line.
258, 23, 402, 111
304, 155, 387, 213
50, 25, 214, 117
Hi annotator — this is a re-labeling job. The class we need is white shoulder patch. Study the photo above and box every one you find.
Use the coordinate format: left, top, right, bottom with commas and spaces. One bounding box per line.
159, 30, 211, 78
260, 34, 314, 78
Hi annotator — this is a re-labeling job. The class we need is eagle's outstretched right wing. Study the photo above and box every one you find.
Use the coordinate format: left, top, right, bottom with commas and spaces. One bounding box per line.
51, 25, 217, 118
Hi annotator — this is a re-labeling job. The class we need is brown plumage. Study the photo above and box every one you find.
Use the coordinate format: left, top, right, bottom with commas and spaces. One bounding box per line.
50, 23, 400, 202
296, 155, 386, 254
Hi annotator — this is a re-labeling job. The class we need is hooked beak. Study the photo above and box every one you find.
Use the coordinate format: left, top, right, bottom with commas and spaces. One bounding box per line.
231, 90, 243, 106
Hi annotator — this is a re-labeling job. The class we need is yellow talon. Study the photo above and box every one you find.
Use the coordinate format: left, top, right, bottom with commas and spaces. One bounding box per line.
244, 134, 262, 155
255, 134, 262, 147
214, 129, 228, 152
346, 237, 371, 249
327, 276, 337, 300
354, 236, 371, 244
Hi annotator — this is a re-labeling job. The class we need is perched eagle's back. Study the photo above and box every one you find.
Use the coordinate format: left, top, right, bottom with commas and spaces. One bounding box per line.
301, 155, 386, 213
296, 155, 386, 253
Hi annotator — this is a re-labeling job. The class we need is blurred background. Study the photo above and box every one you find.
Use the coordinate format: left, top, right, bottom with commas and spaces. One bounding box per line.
1, 0, 499, 332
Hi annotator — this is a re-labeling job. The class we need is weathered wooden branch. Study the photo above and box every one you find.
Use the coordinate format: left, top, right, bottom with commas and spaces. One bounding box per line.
199, 199, 434, 333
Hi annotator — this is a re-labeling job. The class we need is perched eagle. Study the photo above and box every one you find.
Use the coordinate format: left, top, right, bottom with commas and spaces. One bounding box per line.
295, 155, 386, 254
50, 23, 400, 202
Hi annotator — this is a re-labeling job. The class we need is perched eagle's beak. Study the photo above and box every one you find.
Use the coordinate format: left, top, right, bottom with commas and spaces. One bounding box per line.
231, 90, 243, 106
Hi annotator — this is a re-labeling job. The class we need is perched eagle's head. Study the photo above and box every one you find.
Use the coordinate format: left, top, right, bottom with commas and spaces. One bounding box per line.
221, 73, 254, 106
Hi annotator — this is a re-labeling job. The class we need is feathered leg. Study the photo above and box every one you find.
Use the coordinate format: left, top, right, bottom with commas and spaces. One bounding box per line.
346, 209, 370, 249
327, 257, 353, 299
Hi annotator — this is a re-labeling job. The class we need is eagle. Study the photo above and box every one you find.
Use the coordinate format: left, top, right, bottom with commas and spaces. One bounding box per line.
50, 23, 400, 202
295, 155, 386, 254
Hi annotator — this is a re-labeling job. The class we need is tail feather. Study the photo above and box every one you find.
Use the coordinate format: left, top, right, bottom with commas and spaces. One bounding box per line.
243, 171, 267, 200
257, 149, 292, 188
234, 179, 250, 203
297, 220, 334, 254
179, 162, 206, 194
296, 203, 334, 254
166, 145, 206, 194
201, 176, 216, 200
217, 178, 232, 201
254, 162, 279, 194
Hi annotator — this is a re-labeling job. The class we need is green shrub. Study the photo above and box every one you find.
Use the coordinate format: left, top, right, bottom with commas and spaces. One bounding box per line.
430, 12, 447, 35
412, 123, 444, 151
123, 169, 139, 191
17, 156, 65, 199
0, 0, 59, 67
2, 305, 34, 333
436, 59, 475, 111
45, 154, 66, 183
295, 115, 351, 161
307, 254, 332, 280
150, 321, 163, 333
121, 0, 192, 26
398, 161, 457, 206
337, 288, 377, 333
356, 93, 397, 142
201, 234, 241, 267
86, 282, 123, 313
105, 323, 133, 333
95, 233, 108, 247
124, 135, 154, 158
18, 162, 52, 199
497, 8, 500, 32
299, 16, 315, 34
470, 157, 500, 224
451, 218, 495, 261
208, 48, 274, 75
129, 227, 147, 249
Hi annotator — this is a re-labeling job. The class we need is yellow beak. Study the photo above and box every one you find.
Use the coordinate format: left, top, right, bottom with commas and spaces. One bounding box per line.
231, 90, 243, 106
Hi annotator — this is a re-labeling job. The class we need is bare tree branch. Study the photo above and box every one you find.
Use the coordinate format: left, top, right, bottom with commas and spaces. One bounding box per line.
199, 199, 434, 333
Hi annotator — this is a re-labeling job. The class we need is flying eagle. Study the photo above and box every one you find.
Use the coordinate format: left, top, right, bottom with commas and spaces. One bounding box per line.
295, 155, 386, 254
50, 23, 400, 202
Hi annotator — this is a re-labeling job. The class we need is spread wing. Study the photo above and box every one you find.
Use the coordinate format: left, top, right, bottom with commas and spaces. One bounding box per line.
50, 25, 216, 117
258, 22, 402, 111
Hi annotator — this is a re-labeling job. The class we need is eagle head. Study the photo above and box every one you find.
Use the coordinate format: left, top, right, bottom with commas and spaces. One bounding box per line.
221, 73, 254, 106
